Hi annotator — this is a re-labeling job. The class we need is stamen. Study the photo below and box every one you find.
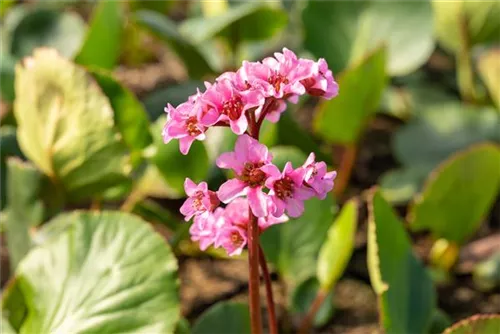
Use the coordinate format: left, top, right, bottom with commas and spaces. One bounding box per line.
186, 117, 202, 136
274, 176, 294, 199
240, 162, 266, 187
222, 96, 244, 121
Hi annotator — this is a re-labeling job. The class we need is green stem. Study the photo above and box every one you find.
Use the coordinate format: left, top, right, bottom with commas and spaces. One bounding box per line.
457, 12, 478, 104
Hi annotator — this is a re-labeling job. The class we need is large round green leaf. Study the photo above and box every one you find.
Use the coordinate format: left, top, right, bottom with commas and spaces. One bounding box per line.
149, 116, 210, 195
14, 48, 130, 200
394, 103, 500, 172
2, 211, 180, 333
367, 189, 436, 334
9, 7, 86, 59
408, 144, 500, 244
303, 0, 434, 76
433, 1, 500, 53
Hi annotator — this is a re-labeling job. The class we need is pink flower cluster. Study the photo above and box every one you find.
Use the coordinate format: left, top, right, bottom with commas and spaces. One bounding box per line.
163, 48, 338, 154
164, 48, 339, 256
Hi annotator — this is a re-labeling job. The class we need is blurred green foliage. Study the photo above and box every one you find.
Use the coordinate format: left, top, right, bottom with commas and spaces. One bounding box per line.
1, 0, 499, 332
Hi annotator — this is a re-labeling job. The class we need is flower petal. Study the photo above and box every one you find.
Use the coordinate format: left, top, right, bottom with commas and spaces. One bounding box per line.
217, 179, 247, 203
247, 187, 268, 217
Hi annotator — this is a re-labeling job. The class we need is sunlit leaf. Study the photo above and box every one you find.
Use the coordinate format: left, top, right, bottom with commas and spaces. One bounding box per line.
313, 46, 387, 144
367, 189, 436, 334
443, 314, 500, 334
433, 1, 500, 53
408, 143, 500, 244
478, 48, 500, 110
317, 199, 358, 290
303, 0, 434, 76
75, 0, 124, 69
2, 211, 180, 333
14, 49, 130, 200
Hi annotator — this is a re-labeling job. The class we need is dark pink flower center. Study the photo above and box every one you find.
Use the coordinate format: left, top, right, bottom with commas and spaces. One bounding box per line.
192, 191, 204, 210
230, 231, 244, 247
240, 162, 266, 187
208, 191, 220, 211
186, 117, 202, 136
274, 176, 294, 199
222, 96, 243, 121
268, 72, 289, 92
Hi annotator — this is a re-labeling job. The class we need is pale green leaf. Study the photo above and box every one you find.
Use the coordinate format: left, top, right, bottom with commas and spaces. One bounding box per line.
3, 211, 180, 333
14, 48, 130, 200
408, 143, 500, 244
303, 0, 434, 76
367, 189, 436, 334
317, 199, 358, 290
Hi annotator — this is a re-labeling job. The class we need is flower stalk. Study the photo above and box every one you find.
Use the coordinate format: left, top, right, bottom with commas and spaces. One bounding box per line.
163, 47, 339, 334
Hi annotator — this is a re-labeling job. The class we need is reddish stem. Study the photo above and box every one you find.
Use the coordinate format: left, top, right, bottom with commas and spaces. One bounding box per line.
333, 143, 357, 199
298, 289, 328, 334
259, 245, 278, 334
256, 98, 273, 130
247, 211, 263, 334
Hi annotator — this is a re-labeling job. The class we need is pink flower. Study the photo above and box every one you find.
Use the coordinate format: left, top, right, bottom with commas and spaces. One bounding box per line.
263, 162, 315, 218
180, 178, 220, 221
242, 48, 313, 100
216, 135, 273, 217
300, 58, 339, 99
162, 99, 218, 155
223, 198, 288, 231
189, 208, 225, 251
203, 79, 264, 135
215, 225, 247, 256
302, 153, 337, 200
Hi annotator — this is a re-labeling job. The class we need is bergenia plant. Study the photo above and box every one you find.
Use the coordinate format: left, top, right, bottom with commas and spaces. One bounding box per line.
163, 48, 339, 334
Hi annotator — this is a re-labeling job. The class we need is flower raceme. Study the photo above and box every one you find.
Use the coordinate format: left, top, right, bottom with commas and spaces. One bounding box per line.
164, 48, 339, 256
163, 48, 338, 154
